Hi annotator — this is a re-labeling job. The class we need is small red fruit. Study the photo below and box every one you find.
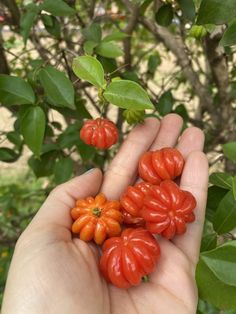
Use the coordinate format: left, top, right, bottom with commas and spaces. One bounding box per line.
122, 210, 145, 227
80, 118, 119, 149
100, 228, 160, 289
138, 147, 184, 184
142, 180, 196, 239
120, 181, 152, 226
120, 181, 152, 217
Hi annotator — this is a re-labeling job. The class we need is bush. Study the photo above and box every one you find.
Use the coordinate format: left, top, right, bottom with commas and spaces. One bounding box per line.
1, 0, 236, 311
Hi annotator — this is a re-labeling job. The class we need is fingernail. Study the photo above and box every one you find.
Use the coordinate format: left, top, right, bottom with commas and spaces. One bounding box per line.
84, 168, 95, 174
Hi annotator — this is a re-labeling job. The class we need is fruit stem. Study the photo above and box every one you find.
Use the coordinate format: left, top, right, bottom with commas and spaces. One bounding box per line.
92, 207, 102, 217
142, 275, 149, 283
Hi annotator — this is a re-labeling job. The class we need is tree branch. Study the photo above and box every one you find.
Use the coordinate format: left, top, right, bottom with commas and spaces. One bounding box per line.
205, 31, 231, 122
122, 2, 139, 69
140, 19, 215, 117
0, 30, 10, 74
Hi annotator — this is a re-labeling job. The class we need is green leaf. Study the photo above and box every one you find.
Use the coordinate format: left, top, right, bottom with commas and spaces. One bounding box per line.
223, 142, 236, 163
189, 25, 208, 39
221, 20, 236, 46
201, 241, 236, 286
83, 41, 98, 55
54, 157, 73, 184
40, 0, 75, 16
148, 53, 161, 74
200, 233, 217, 252
103, 80, 154, 110
97, 56, 117, 74
82, 23, 102, 43
38, 66, 75, 109
140, 0, 154, 15
206, 186, 228, 222
77, 141, 96, 161
0, 148, 19, 162
7, 131, 22, 149
209, 172, 232, 189
103, 31, 128, 42
232, 176, 236, 200
0, 75, 35, 105
75, 98, 92, 119
197, 0, 236, 25
213, 190, 236, 234
20, 4, 39, 44
174, 104, 189, 122
157, 90, 173, 116
155, 4, 173, 27
58, 124, 80, 149
197, 298, 220, 314
41, 14, 61, 38
177, 0, 195, 21
122, 71, 140, 83
21, 106, 46, 156
95, 42, 124, 58
41, 143, 60, 154
28, 151, 57, 177
72, 56, 105, 88
196, 257, 236, 310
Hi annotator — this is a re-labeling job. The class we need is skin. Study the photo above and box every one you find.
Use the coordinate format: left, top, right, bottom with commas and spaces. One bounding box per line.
2, 114, 208, 314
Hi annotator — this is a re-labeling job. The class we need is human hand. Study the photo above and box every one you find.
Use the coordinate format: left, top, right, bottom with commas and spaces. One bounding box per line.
2, 114, 208, 314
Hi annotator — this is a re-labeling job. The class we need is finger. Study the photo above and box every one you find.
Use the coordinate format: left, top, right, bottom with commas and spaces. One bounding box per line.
172, 152, 209, 265
31, 169, 103, 229
177, 127, 205, 159
149, 114, 183, 150
101, 118, 160, 199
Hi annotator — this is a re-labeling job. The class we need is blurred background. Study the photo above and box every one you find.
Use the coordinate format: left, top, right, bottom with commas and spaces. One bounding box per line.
1, 0, 236, 312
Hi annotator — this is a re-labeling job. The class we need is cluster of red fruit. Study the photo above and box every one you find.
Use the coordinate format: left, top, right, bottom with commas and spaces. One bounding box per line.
71, 121, 197, 289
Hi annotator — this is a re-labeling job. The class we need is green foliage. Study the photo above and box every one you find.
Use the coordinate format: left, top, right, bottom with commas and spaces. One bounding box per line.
157, 90, 174, 116
148, 53, 161, 74
54, 157, 74, 184
123, 109, 145, 124
103, 32, 128, 42
39, 0, 76, 17
20, 3, 39, 44
209, 172, 232, 189
155, 4, 173, 27
220, 19, 236, 46
104, 80, 154, 110
197, 0, 236, 24
38, 66, 75, 109
41, 15, 61, 39
0, 172, 47, 302
0, 75, 35, 105
213, 191, 236, 234
206, 186, 228, 222
197, 241, 236, 310
21, 106, 46, 156
72, 56, 105, 88
223, 142, 236, 164
177, 0, 196, 21
95, 42, 124, 59
189, 25, 208, 39
0, 148, 19, 162
82, 23, 102, 43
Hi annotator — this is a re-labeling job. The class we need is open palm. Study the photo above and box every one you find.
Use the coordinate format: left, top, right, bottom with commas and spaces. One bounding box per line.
2, 114, 208, 314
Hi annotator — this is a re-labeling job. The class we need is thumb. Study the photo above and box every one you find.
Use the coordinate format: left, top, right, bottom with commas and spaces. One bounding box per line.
30, 168, 103, 229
